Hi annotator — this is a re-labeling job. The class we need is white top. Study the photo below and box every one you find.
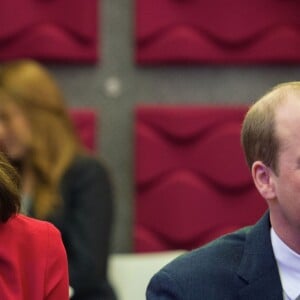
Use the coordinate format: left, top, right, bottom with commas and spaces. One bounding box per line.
271, 228, 300, 300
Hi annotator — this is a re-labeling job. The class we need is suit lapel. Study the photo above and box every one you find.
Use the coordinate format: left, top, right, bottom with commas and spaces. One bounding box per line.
237, 213, 283, 300
238, 272, 282, 300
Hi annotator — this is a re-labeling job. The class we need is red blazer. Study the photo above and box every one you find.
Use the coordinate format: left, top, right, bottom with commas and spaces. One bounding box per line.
0, 214, 69, 300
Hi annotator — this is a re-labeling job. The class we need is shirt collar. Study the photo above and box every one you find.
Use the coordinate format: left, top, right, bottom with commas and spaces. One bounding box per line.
271, 228, 300, 300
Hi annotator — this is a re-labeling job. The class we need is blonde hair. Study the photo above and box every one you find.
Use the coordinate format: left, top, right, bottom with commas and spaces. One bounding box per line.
241, 81, 300, 174
0, 60, 83, 218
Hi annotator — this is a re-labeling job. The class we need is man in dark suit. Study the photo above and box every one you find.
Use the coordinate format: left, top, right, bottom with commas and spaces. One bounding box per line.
146, 82, 300, 300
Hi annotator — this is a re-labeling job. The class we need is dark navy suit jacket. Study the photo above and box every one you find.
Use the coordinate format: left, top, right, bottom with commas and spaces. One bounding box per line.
147, 213, 283, 300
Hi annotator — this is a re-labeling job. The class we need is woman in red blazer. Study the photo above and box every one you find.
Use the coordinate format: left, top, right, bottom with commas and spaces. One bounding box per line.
0, 152, 69, 300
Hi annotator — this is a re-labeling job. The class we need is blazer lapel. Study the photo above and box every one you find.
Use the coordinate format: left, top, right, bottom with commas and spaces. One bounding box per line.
238, 272, 283, 300
237, 213, 283, 300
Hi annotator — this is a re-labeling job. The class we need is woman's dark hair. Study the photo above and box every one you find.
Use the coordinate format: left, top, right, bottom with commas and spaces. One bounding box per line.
0, 152, 20, 222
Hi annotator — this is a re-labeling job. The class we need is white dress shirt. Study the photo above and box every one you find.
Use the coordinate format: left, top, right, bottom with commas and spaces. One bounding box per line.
271, 228, 300, 300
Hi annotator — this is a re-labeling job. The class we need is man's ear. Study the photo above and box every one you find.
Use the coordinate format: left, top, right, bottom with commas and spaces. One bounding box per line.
251, 161, 276, 201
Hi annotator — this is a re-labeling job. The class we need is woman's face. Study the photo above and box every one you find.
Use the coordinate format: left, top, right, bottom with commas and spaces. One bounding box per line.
0, 102, 33, 161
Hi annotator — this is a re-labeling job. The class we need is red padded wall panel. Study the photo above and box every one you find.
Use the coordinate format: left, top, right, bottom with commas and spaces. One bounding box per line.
0, 0, 98, 63
135, 0, 300, 64
69, 108, 98, 152
134, 105, 267, 252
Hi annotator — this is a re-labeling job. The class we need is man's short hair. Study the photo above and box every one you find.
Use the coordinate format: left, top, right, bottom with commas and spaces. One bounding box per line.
241, 82, 300, 174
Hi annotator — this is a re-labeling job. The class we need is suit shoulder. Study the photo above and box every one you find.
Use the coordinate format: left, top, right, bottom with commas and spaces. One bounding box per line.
65, 155, 108, 178
148, 224, 262, 299
159, 227, 249, 282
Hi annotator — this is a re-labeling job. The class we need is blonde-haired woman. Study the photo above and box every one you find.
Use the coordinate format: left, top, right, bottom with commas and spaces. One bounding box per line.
0, 60, 116, 300
0, 151, 69, 299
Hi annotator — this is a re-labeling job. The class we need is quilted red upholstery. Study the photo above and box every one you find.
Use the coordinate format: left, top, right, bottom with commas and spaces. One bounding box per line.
134, 105, 267, 252
0, 0, 98, 63
135, 0, 300, 64
69, 108, 98, 152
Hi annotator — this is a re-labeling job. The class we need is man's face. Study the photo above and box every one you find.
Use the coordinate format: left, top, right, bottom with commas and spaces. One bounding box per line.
270, 95, 300, 231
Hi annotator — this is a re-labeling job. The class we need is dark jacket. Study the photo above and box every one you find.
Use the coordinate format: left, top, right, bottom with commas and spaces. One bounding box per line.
40, 155, 116, 300
147, 212, 283, 300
